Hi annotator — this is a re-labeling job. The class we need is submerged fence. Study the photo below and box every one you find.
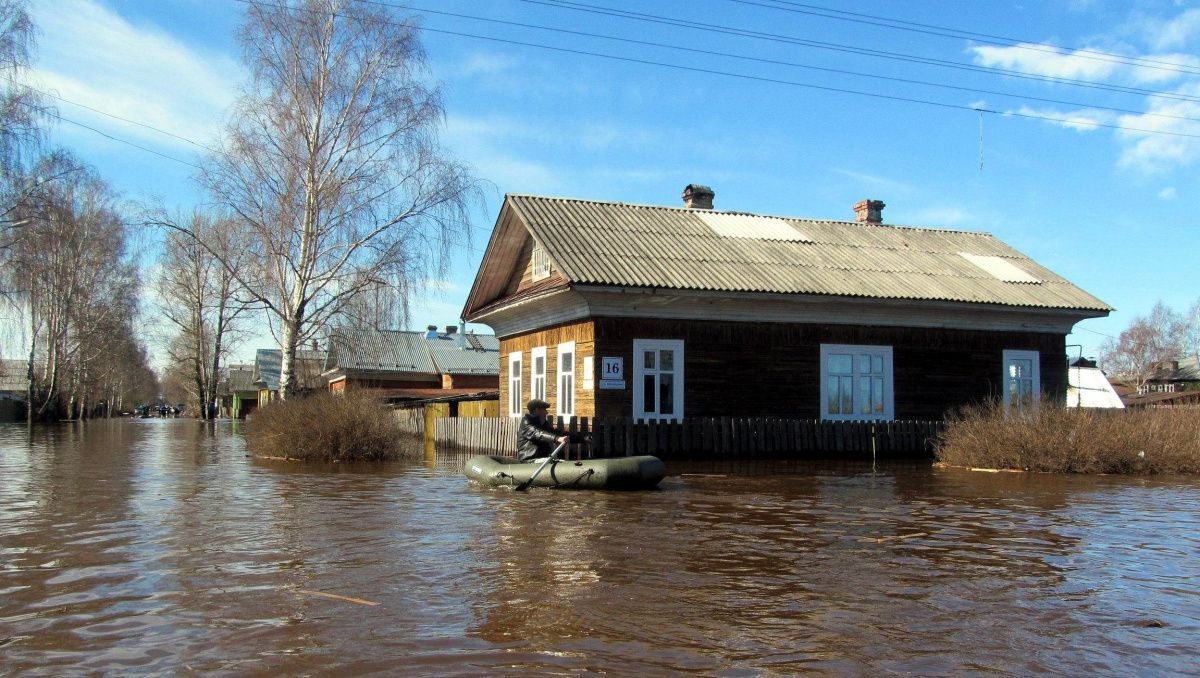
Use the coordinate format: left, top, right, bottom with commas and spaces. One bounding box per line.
434, 416, 944, 460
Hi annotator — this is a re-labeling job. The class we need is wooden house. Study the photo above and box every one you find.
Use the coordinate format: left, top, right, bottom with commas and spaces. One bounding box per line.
322, 326, 499, 405
0, 359, 29, 421
462, 186, 1112, 423
217, 363, 258, 419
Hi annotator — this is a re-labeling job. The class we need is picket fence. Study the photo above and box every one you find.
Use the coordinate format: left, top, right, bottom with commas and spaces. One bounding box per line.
432, 416, 944, 460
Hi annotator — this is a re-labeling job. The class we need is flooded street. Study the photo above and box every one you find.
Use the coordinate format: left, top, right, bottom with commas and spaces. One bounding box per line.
2, 420, 1199, 676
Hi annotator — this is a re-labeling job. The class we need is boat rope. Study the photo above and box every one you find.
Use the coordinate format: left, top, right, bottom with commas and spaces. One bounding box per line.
550, 468, 595, 488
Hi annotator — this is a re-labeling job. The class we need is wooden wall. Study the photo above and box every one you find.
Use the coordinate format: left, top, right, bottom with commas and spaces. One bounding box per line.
586, 317, 1066, 421
499, 319, 597, 416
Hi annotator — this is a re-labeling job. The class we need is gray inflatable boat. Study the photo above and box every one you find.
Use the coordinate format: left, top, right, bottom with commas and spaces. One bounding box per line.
464, 454, 665, 490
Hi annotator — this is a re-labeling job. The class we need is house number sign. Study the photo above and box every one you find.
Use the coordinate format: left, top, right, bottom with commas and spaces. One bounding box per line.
599, 357, 625, 390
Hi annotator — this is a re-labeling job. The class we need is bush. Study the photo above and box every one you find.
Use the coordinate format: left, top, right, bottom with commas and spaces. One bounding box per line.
935, 399, 1200, 474
245, 390, 404, 461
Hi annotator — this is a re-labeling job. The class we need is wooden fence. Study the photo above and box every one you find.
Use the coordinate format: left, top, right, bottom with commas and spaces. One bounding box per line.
434, 416, 944, 460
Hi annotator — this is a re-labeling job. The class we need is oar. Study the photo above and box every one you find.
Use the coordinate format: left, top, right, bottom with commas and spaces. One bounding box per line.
514, 441, 566, 491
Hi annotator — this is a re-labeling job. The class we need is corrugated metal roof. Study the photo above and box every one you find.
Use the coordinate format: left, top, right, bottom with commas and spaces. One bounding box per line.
253, 349, 327, 390
327, 330, 499, 376
505, 195, 1111, 311
427, 334, 499, 375
326, 329, 438, 373
224, 364, 256, 393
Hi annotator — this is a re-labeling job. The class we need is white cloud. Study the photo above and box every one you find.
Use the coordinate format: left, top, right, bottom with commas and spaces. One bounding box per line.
971, 43, 1119, 80
1158, 186, 1178, 199
830, 168, 914, 195
970, 41, 1199, 86
454, 51, 523, 78
1146, 8, 1200, 50
31, 0, 241, 152
1115, 83, 1200, 172
1008, 105, 1114, 132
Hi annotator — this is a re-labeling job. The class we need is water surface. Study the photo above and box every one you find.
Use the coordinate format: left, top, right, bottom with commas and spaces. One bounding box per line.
2, 420, 1198, 675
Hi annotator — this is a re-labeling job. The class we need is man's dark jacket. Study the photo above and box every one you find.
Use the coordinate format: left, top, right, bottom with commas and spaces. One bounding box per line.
517, 414, 560, 461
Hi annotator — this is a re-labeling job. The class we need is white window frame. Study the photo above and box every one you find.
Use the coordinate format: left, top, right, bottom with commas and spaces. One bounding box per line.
531, 346, 547, 403
633, 339, 685, 422
1002, 350, 1040, 411
531, 243, 551, 281
508, 351, 523, 417
819, 344, 895, 421
557, 341, 576, 418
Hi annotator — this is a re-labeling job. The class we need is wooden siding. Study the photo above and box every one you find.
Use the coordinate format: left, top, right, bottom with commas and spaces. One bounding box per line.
588, 317, 1066, 420
499, 319, 597, 417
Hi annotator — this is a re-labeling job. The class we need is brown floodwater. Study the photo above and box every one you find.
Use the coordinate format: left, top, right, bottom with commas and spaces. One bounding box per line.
2, 419, 1198, 676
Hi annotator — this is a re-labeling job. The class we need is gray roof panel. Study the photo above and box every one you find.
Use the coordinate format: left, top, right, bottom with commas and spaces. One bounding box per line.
507, 195, 1110, 311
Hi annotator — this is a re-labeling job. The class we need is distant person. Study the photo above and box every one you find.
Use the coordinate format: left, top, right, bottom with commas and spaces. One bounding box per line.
517, 398, 570, 462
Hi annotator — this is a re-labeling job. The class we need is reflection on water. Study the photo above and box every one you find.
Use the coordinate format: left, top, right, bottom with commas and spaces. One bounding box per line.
2, 420, 1198, 675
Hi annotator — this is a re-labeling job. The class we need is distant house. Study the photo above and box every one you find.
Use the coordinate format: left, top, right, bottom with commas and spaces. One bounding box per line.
0, 359, 30, 421
1066, 358, 1124, 409
462, 186, 1112, 422
252, 348, 328, 405
1121, 356, 1200, 408
218, 363, 258, 419
322, 325, 499, 405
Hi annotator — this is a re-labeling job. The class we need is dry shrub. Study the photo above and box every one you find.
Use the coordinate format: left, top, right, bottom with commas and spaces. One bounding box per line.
245, 390, 403, 462
936, 399, 1200, 474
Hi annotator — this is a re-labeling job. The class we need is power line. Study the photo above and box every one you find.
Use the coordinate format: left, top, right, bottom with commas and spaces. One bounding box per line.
48, 109, 204, 169
2, 74, 219, 153
522, 0, 1200, 105
403, 24, 1200, 139
728, 0, 1200, 77
318, 1, 1200, 125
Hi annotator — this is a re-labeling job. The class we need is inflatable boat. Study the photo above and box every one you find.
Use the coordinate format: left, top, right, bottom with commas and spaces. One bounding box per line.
463, 454, 665, 490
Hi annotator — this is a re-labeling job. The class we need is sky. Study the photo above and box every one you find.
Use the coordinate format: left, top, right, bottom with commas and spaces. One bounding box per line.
18, 0, 1200, 367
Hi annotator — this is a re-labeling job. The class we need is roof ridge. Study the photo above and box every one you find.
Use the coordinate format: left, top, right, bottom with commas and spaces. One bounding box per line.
506, 193, 992, 236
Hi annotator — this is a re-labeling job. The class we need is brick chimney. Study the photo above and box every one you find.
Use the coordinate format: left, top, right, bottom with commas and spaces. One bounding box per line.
682, 184, 715, 210
853, 199, 885, 224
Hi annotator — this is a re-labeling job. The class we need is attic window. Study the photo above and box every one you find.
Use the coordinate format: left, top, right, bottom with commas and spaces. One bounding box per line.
959, 253, 1040, 284
697, 211, 810, 242
531, 242, 551, 281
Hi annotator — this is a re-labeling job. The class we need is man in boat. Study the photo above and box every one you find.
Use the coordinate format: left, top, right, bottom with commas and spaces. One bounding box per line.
517, 398, 571, 462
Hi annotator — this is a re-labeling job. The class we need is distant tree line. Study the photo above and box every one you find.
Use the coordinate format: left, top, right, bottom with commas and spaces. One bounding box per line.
1098, 299, 1200, 387
0, 0, 156, 422
4, 0, 480, 421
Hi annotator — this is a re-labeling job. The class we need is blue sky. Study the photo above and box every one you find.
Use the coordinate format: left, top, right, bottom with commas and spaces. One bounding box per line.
24, 0, 1200, 366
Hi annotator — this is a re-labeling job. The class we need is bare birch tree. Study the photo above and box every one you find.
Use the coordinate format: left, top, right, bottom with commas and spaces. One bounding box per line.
198, 0, 478, 398
7, 152, 140, 420
0, 0, 47, 268
154, 211, 253, 418
1099, 301, 1185, 387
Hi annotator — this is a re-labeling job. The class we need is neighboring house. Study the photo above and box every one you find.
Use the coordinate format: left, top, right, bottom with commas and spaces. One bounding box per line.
462, 186, 1112, 422
218, 363, 258, 419
252, 348, 328, 405
322, 325, 500, 404
1137, 356, 1200, 394
1066, 358, 1124, 409
0, 359, 30, 421
1121, 356, 1200, 408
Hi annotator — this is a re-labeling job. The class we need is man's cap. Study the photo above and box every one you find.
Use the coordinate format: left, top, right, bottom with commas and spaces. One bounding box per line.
527, 398, 550, 410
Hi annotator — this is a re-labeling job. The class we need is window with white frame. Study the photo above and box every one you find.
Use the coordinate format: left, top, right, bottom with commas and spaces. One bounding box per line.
633, 339, 685, 422
508, 352, 523, 417
557, 341, 575, 418
531, 346, 547, 403
819, 344, 894, 421
1002, 350, 1040, 411
531, 243, 550, 281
